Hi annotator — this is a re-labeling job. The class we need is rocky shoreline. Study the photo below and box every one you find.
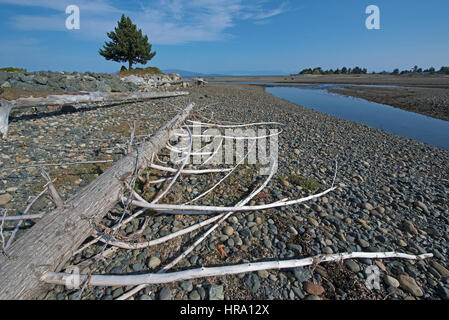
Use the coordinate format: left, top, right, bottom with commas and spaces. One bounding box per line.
1, 84, 448, 300
0, 70, 191, 94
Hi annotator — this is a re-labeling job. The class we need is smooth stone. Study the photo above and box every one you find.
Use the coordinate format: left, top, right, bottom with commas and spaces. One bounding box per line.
399, 274, 424, 297
132, 263, 144, 272
180, 281, 193, 292
245, 274, 260, 293
322, 247, 333, 254
344, 260, 361, 273
358, 238, 370, 248
304, 281, 325, 296
293, 268, 311, 283
383, 275, 400, 288
429, 261, 449, 277
263, 239, 272, 248
158, 287, 171, 300
257, 270, 269, 279
308, 217, 319, 227
403, 221, 419, 235
189, 290, 201, 300
112, 288, 124, 298
414, 201, 428, 212
0, 193, 13, 205
208, 284, 224, 300
223, 226, 234, 236
148, 256, 161, 268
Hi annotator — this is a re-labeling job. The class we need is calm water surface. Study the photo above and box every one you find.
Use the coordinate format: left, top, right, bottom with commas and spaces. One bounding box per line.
263, 86, 449, 150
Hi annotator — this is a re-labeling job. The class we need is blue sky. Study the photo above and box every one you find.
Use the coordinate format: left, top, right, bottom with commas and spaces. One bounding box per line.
0, 0, 448, 75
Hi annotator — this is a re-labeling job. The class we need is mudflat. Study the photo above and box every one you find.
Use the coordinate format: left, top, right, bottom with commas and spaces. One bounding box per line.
329, 86, 449, 122
207, 74, 449, 89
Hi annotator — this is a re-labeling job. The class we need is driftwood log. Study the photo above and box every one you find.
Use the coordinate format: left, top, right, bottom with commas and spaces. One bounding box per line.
0, 103, 194, 299
0, 91, 189, 139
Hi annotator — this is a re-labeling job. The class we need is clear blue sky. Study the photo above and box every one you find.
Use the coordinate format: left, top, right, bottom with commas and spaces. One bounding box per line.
1, 0, 448, 75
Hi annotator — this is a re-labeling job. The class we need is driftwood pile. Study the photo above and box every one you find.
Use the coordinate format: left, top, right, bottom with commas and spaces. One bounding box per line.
0, 100, 433, 300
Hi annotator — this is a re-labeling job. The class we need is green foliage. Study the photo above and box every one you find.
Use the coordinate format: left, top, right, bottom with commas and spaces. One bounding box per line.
288, 174, 322, 192
120, 65, 127, 72
298, 65, 449, 76
118, 66, 164, 76
299, 66, 367, 75
0, 67, 27, 73
99, 14, 156, 70
438, 66, 449, 75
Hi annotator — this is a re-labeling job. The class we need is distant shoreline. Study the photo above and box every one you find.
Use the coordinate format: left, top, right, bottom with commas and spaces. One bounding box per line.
206, 74, 449, 89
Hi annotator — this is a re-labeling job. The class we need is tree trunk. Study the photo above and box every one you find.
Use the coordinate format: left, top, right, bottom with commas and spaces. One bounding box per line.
0, 103, 194, 299
129, 60, 133, 70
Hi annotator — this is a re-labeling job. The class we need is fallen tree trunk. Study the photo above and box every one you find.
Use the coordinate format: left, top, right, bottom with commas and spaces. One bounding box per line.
0, 91, 189, 139
0, 103, 194, 300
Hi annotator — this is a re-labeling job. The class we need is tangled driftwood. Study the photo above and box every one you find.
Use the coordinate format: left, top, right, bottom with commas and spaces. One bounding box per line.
0, 100, 433, 300
0, 102, 193, 299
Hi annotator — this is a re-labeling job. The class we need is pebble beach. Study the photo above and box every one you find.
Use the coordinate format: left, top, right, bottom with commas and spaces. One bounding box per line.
1, 84, 449, 300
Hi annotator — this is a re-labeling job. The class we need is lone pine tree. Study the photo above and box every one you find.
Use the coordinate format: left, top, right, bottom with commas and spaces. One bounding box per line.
99, 14, 156, 70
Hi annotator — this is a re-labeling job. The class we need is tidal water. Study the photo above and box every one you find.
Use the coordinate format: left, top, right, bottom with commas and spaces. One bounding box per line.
263, 85, 449, 150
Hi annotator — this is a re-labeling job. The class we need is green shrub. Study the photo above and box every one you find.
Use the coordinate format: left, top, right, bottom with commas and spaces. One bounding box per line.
289, 173, 322, 192
0, 67, 27, 73
118, 66, 164, 76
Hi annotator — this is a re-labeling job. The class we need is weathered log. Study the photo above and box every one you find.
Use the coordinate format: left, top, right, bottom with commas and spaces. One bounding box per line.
0, 103, 194, 300
10, 91, 189, 109
0, 98, 13, 139
0, 91, 189, 140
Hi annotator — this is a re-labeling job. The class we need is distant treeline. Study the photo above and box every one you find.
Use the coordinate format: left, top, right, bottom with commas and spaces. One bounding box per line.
298, 66, 449, 75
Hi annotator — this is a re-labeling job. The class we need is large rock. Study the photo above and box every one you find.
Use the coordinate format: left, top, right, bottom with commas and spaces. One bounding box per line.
0, 193, 13, 205
402, 220, 419, 235
0, 71, 9, 83
34, 76, 48, 85
208, 284, 224, 300
223, 226, 234, 236
399, 274, 423, 297
245, 274, 260, 293
304, 281, 325, 296
148, 256, 161, 269
429, 261, 449, 277
158, 287, 171, 300
383, 275, 400, 288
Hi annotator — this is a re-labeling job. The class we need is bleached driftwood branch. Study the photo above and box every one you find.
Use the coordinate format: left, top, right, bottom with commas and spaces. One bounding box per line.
40, 170, 64, 208
5, 184, 50, 250
0, 91, 189, 140
42, 251, 433, 287
125, 187, 337, 215
1, 160, 115, 173
149, 163, 232, 174
0, 98, 13, 138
